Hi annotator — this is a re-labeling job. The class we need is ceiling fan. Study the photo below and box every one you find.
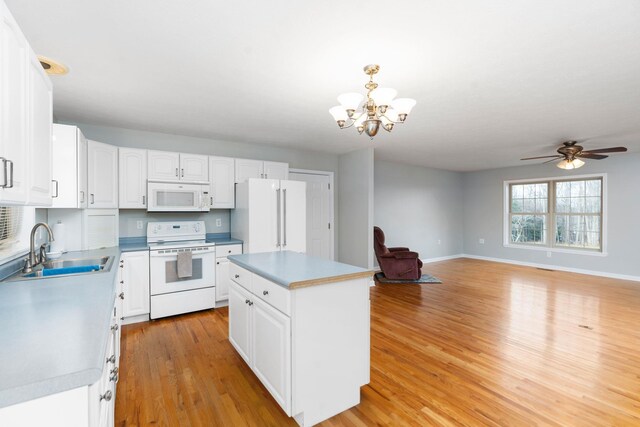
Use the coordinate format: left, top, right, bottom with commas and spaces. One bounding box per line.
521, 140, 628, 169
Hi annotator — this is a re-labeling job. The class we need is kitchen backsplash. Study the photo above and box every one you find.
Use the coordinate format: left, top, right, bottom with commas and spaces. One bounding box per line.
118, 209, 230, 238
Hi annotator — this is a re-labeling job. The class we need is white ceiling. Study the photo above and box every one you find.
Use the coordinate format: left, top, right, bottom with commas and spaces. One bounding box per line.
6, 0, 640, 171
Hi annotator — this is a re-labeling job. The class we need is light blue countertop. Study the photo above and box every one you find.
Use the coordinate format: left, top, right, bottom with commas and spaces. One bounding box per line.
118, 234, 243, 252
227, 251, 372, 289
0, 247, 121, 409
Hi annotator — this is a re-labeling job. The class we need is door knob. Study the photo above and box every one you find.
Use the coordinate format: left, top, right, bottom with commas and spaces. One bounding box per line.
263, 290, 269, 296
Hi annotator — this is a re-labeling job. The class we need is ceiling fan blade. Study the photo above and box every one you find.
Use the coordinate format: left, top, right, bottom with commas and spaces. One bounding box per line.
542, 157, 562, 164
581, 147, 627, 154
578, 153, 608, 160
521, 155, 563, 161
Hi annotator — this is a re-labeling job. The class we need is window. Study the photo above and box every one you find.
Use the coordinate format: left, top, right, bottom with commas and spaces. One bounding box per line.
0, 206, 35, 262
505, 175, 605, 253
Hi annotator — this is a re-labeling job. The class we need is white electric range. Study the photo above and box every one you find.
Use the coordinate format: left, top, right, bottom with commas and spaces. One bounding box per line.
147, 221, 216, 319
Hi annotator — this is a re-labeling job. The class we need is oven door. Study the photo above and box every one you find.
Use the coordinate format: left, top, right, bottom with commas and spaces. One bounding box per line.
150, 248, 216, 295
147, 181, 207, 212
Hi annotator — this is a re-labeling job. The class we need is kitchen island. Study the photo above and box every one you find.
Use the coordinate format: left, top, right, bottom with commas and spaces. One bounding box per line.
227, 251, 372, 427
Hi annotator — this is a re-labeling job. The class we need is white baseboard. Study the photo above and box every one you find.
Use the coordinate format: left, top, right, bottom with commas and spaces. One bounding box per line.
122, 314, 150, 325
461, 253, 640, 283
421, 254, 465, 264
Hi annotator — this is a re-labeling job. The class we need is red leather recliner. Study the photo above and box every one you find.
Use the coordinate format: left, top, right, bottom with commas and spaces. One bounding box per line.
374, 226, 423, 280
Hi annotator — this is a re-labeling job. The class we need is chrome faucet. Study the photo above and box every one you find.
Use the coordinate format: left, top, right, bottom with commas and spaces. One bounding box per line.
23, 223, 55, 273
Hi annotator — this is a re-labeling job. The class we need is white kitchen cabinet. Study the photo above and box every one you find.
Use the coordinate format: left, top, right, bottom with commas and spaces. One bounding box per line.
209, 156, 235, 208
148, 150, 180, 181
235, 159, 289, 183
88, 140, 118, 208
0, 1, 53, 206
180, 153, 208, 182
229, 281, 252, 365
51, 124, 88, 208
263, 161, 289, 180
148, 150, 208, 182
120, 251, 150, 319
251, 297, 292, 414
118, 147, 147, 209
216, 258, 230, 302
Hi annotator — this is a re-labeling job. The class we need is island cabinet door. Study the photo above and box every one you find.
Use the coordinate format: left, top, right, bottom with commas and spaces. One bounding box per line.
229, 282, 252, 365
251, 297, 292, 416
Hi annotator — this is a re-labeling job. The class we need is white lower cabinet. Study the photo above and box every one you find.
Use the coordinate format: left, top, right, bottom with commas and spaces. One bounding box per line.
229, 282, 252, 364
215, 244, 242, 304
119, 251, 150, 320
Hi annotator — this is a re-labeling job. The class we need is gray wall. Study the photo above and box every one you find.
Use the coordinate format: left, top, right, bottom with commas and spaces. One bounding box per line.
119, 210, 230, 238
338, 148, 374, 269
462, 152, 640, 277
374, 160, 464, 262
66, 123, 340, 250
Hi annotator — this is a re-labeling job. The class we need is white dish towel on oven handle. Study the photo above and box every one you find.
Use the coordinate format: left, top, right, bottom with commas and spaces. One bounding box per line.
177, 251, 193, 278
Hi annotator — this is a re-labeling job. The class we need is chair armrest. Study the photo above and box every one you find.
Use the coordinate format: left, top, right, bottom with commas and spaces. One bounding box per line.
388, 247, 410, 252
392, 251, 420, 259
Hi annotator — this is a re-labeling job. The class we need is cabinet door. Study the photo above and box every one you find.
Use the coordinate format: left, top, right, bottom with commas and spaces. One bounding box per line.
119, 147, 147, 208
229, 281, 252, 365
280, 180, 306, 253
77, 130, 88, 208
180, 153, 208, 182
235, 159, 263, 183
251, 297, 291, 415
88, 140, 118, 208
0, 8, 28, 204
26, 53, 52, 206
209, 156, 235, 208
263, 161, 289, 181
148, 150, 179, 181
121, 251, 150, 318
248, 179, 281, 253
216, 258, 230, 301
51, 124, 79, 208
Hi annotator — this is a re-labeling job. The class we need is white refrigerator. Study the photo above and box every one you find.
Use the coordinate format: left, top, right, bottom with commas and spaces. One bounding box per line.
231, 179, 306, 254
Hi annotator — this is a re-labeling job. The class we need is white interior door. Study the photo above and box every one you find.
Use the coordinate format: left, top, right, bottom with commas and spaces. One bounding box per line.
280, 180, 306, 253
289, 172, 333, 259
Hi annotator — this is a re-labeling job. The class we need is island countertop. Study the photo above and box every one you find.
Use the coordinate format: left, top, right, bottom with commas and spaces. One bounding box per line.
227, 251, 372, 289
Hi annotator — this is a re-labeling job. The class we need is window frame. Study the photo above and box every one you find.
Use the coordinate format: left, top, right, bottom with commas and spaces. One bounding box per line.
503, 173, 607, 256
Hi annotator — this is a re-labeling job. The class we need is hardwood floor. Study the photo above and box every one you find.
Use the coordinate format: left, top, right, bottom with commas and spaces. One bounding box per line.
115, 258, 640, 426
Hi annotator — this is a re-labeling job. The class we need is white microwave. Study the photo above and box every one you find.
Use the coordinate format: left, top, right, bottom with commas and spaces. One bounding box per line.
147, 181, 212, 212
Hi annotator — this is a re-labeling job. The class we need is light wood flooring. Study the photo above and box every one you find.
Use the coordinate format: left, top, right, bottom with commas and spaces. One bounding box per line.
115, 258, 640, 426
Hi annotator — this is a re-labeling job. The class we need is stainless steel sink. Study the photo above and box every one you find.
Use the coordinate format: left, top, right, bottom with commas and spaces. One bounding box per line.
4, 255, 115, 282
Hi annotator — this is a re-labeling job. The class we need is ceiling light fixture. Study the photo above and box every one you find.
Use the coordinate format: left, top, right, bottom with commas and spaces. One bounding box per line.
329, 64, 416, 139
37, 55, 68, 75
556, 158, 585, 170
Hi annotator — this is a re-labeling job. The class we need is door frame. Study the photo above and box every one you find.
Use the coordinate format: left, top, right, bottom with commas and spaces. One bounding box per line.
289, 169, 335, 261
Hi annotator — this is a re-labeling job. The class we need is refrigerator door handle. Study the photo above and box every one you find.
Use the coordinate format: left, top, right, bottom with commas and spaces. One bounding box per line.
283, 188, 287, 247
276, 188, 281, 247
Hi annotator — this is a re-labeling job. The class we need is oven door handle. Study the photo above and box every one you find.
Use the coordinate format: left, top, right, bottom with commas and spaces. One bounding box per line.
149, 251, 215, 258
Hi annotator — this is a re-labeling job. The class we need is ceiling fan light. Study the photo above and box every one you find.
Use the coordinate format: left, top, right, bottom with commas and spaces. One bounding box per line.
391, 98, 416, 115
337, 93, 364, 111
556, 158, 585, 170
370, 88, 397, 108
329, 106, 348, 122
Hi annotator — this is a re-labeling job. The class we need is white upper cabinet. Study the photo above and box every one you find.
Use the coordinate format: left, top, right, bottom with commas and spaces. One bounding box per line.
119, 147, 147, 209
209, 156, 235, 208
235, 159, 288, 183
180, 153, 208, 182
52, 124, 88, 208
0, 2, 52, 206
88, 140, 118, 208
263, 161, 289, 181
148, 150, 180, 181
148, 150, 208, 182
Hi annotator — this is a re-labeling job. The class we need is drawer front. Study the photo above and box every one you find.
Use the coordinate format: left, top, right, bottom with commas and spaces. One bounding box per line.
230, 262, 251, 292
217, 244, 242, 258
253, 274, 291, 316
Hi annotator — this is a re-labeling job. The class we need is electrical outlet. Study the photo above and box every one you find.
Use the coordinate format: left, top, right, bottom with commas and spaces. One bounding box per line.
479, 238, 485, 244
437, 239, 441, 245
136, 221, 143, 230
216, 218, 222, 227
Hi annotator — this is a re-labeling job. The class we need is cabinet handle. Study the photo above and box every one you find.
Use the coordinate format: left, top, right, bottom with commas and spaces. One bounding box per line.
216, 261, 220, 265
52, 180, 59, 198
119, 292, 125, 300
5, 160, 13, 189
80, 190, 85, 203
235, 274, 239, 278
106, 355, 116, 364
228, 250, 231, 253
283, 188, 287, 247
0, 157, 6, 188
120, 280, 124, 284
276, 188, 281, 247
245, 299, 250, 304
111, 324, 119, 331
175, 168, 179, 177
90, 193, 95, 204
110, 373, 118, 382
263, 290, 269, 296
100, 390, 113, 402
210, 196, 213, 206
181, 168, 184, 178
248, 301, 253, 306
142, 195, 146, 205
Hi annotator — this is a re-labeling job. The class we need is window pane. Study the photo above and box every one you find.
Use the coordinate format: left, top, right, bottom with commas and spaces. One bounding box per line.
536, 183, 548, 198
511, 214, 546, 244
570, 197, 585, 213
523, 199, 536, 212
556, 197, 570, 213
586, 179, 601, 196
524, 184, 537, 198
556, 182, 570, 197
555, 214, 601, 250
536, 198, 547, 213
512, 184, 524, 198
511, 198, 523, 213
571, 181, 585, 197
585, 197, 601, 213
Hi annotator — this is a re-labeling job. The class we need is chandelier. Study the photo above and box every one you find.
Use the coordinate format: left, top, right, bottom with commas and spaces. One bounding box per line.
329, 64, 416, 139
